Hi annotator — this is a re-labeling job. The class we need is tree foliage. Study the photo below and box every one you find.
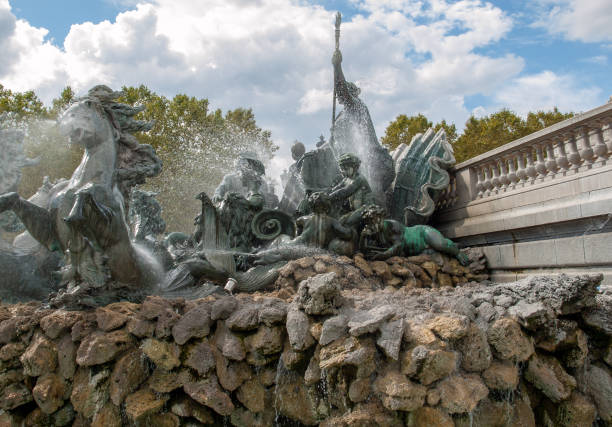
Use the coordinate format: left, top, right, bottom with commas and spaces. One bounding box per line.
381, 113, 457, 151
381, 108, 572, 163
118, 85, 278, 231
452, 108, 573, 163
1, 84, 278, 233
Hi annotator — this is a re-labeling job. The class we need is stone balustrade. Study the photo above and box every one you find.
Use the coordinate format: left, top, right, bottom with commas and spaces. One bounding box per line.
433, 100, 612, 285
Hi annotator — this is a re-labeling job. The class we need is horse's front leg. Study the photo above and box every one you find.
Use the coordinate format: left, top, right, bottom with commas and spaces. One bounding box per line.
0, 192, 58, 249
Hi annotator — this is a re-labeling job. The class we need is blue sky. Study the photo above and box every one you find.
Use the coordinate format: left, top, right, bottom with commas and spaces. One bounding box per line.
2, 0, 611, 177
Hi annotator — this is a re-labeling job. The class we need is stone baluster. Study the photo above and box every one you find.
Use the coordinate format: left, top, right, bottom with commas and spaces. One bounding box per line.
516, 151, 528, 182
554, 134, 570, 173
524, 148, 538, 182
535, 142, 548, 179
566, 131, 582, 171
603, 118, 612, 153
473, 166, 484, 198
490, 160, 501, 193
482, 164, 493, 196
544, 140, 559, 176
498, 157, 510, 190
576, 125, 595, 168
507, 152, 520, 188
448, 175, 457, 205
589, 120, 608, 160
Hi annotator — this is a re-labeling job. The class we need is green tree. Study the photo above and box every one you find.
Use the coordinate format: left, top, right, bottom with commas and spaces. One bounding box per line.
49, 86, 76, 117
118, 85, 278, 231
0, 84, 46, 119
452, 108, 573, 163
381, 113, 432, 151
381, 114, 458, 151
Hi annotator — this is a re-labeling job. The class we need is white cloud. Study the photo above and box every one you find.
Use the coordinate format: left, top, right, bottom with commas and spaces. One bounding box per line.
534, 0, 612, 43
0, 0, 607, 182
493, 71, 602, 115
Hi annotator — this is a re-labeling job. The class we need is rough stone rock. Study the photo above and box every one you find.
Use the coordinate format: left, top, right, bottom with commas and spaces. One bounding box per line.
371, 260, 393, 281
40, 310, 83, 339
547, 392, 597, 427
91, 402, 121, 427
76, 330, 133, 366
139, 296, 170, 319
560, 328, 588, 369
295, 272, 343, 315
230, 406, 276, 427
320, 315, 348, 346
57, 333, 77, 379
125, 389, 168, 423
20, 333, 57, 376
437, 374, 489, 414
376, 318, 404, 360
212, 320, 245, 361
32, 373, 67, 414
258, 298, 288, 325
456, 396, 535, 427
148, 413, 180, 427
581, 294, 612, 335
109, 348, 148, 405
148, 368, 192, 393
403, 321, 446, 349
605, 343, 612, 367
427, 314, 469, 340
508, 300, 549, 331
172, 304, 211, 346
96, 306, 130, 331
348, 306, 395, 336
455, 324, 491, 372
0, 341, 24, 371
52, 403, 76, 426
0, 369, 24, 392
276, 370, 318, 425
304, 349, 321, 385
236, 378, 266, 413
0, 383, 32, 410
184, 375, 235, 416
210, 297, 237, 321
226, 305, 259, 331
353, 254, 373, 275
281, 339, 306, 369
427, 388, 441, 406
70, 366, 110, 418
245, 325, 284, 356
348, 377, 370, 403
373, 369, 427, 411
155, 308, 181, 339
405, 407, 454, 427
319, 336, 376, 378
286, 306, 315, 351
583, 364, 612, 423
482, 360, 519, 391
126, 316, 155, 338
184, 341, 216, 375
212, 346, 251, 391
170, 395, 215, 424
418, 349, 457, 385
487, 318, 534, 361
71, 312, 97, 341
309, 322, 323, 341
141, 338, 180, 370
525, 352, 576, 402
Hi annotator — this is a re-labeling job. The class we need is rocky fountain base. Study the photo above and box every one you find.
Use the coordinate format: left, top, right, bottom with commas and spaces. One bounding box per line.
0, 254, 611, 426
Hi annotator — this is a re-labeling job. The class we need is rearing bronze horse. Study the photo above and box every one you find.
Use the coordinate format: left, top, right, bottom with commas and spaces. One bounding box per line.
0, 85, 162, 293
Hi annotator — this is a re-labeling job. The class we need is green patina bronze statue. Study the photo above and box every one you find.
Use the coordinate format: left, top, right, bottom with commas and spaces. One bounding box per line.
359, 205, 469, 265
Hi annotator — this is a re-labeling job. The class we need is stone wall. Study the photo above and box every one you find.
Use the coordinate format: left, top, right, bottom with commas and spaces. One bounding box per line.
432, 100, 612, 286
0, 264, 611, 426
